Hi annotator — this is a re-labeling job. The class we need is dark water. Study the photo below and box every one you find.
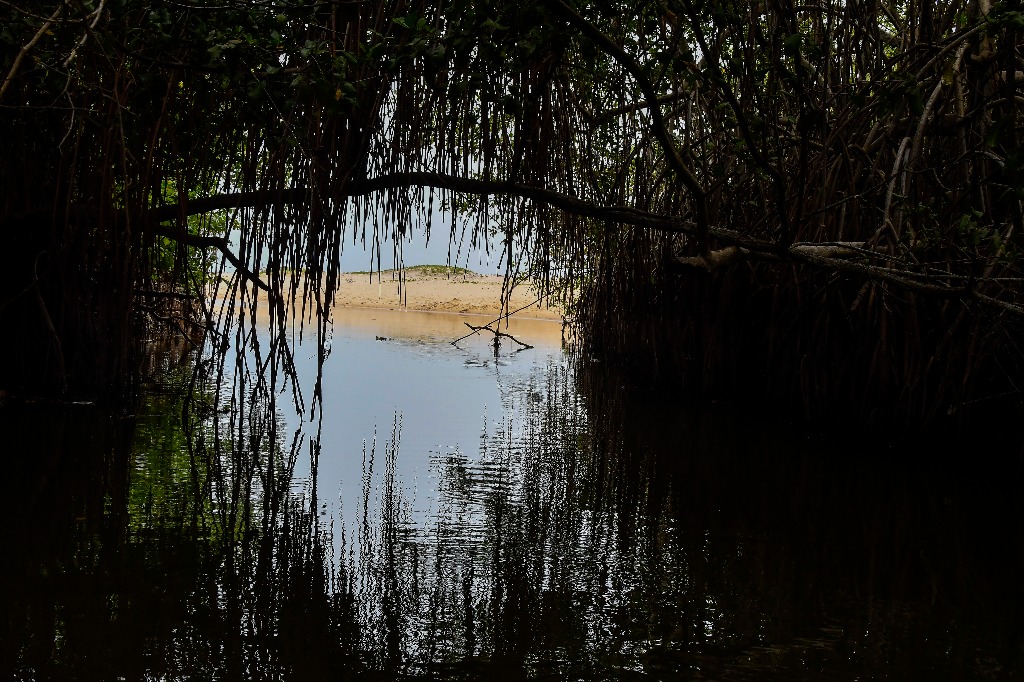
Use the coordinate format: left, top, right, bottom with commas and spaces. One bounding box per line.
2, 314, 1023, 680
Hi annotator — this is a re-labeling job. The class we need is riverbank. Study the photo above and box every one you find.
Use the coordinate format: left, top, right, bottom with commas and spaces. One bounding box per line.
251, 265, 562, 321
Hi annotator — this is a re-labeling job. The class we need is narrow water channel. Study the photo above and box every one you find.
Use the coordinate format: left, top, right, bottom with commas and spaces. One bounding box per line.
2, 310, 1022, 680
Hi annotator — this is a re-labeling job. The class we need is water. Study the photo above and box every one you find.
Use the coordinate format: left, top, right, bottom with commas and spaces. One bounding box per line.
284, 308, 566, 531
2, 311, 1023, 680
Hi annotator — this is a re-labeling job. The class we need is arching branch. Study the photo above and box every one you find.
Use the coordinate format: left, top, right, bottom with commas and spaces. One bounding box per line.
150, 225, 271, 293
147, 171, 1023, 317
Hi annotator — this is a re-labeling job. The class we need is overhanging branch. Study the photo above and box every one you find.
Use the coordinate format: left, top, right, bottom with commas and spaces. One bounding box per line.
151, 225, 270, 293
147, 171, 1023, 317
545, 0, 713, 255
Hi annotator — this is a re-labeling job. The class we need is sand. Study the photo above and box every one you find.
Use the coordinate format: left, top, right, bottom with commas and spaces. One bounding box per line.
260, 266, 562, 321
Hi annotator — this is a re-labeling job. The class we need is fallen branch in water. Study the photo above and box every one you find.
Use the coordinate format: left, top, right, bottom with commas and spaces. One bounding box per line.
457, 322, 534, 354
449, 291, 554, 346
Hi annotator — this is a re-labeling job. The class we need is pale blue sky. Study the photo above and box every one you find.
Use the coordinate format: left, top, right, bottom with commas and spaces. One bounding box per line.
337, 214, 504, 274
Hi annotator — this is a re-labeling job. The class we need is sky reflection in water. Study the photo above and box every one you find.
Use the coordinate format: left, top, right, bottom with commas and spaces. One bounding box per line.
282, 308, 565, 526
3, 307, 1023, 680
277, 309, 1024, 679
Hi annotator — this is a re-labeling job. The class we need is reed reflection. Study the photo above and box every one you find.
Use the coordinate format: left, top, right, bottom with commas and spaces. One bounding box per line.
3, 346, 1022, 680
2, 346, 359, 681
343, 360, 1024, 679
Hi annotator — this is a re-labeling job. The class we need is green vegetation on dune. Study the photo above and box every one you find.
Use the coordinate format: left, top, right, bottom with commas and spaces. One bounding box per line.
347, 265, 479, 278
403, 264, 478, 278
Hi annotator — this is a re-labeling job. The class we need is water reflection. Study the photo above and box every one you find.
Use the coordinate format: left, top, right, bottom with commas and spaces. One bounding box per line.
340, 362, 1024, 679
284, 309, 566, 544
2, 315, 1023, 680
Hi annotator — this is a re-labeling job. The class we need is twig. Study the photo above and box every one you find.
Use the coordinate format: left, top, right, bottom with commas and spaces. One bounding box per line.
458, 322, 534, 353
151, 224, 272, 294
63, 0, 107, 68
450, 292, 555, 346
0, 1, 65, 102
545, 0, 712, 255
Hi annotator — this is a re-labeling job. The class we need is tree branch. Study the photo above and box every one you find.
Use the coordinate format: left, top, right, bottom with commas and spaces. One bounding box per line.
459, 322, 534, 355
0, 1, 64, 102
544, 0, 712, 254
145, 172, 1024, 317
150, 225, 270, 293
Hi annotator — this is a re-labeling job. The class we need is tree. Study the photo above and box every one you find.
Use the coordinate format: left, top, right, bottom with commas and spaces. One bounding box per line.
1, 0, 1021, 432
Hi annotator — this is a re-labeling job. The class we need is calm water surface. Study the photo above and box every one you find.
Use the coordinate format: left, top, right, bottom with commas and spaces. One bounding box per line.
284, 309, 567, 536
2, 309, 1023, 680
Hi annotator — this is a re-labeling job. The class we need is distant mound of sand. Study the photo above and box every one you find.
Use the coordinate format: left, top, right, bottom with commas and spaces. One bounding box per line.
336, 266, 560, 319
245, 266, 561, 321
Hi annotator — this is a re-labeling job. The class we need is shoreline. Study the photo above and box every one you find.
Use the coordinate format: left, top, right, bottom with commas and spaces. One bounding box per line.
246, 266, 563, 322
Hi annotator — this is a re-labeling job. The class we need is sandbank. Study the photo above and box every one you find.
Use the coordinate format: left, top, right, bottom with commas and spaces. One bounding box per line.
253, 266, 562, 322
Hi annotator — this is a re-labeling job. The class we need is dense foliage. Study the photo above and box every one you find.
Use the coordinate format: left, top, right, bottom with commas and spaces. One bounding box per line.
2, 0, 1022, 430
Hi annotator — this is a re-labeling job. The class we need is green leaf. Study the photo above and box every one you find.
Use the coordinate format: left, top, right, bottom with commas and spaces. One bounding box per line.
783, 32, 801, 56
482, 18, 509, 31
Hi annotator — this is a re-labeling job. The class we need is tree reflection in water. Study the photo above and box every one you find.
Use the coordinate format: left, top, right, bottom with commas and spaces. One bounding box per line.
2, 350, 1022, 679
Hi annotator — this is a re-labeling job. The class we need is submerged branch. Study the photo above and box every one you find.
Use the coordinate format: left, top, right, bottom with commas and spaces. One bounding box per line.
458, 322, 535, 355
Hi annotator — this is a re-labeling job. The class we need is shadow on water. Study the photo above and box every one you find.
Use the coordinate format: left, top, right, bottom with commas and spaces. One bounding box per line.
0, 343, 360, 681
349, 363, 1024, 680
2, 341, 1023, 680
